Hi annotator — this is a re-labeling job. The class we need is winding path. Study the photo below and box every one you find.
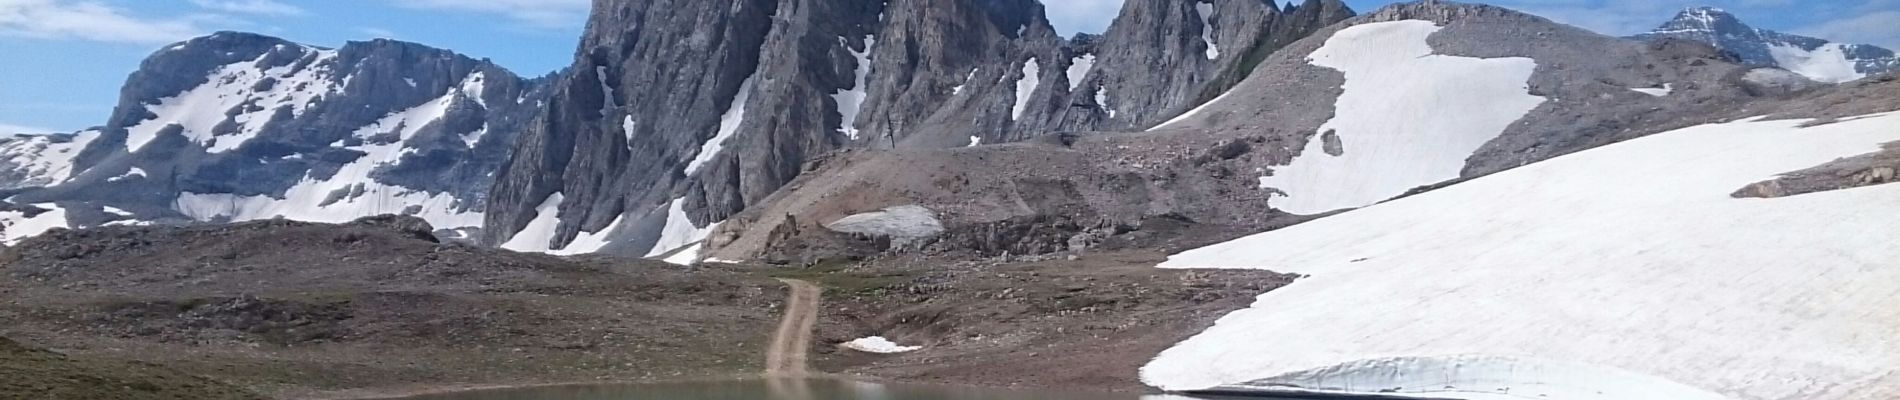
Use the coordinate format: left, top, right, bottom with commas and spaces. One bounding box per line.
765, 278, 821, 377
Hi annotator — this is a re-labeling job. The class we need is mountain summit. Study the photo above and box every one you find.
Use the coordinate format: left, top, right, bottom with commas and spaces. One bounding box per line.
1631, 6, 1898, 82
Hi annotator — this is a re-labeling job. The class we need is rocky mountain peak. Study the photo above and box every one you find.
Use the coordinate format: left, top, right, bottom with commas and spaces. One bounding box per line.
1658, 6, 1748, 33
1631, 5, 1897, 83
0, 31, 552, 242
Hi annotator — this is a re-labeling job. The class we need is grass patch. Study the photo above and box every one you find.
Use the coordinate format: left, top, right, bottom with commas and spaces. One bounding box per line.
759, 258, 913, 296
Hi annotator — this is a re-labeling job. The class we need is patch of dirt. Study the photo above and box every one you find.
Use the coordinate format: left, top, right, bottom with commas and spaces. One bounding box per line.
758, 219, 1293, 392
0, 216, 784, 399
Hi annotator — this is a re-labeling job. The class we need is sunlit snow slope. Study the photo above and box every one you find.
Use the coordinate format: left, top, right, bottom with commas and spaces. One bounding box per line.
1142, 112, 1900, 399
1257, 20, 1543, 215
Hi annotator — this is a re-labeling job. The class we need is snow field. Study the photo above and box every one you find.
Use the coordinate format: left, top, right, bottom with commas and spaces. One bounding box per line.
1256, 20, 1544, 216
1142, 112, 1900, 400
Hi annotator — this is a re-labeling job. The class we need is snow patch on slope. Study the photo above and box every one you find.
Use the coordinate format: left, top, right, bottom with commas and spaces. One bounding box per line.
0, 129, 100, 186
952, 68, 977, 95
1066, 53, 1095, 91
1147, 88, 1235, 131
170, 79, 488, 230
1142, 112, 1900, 399
1011, 58, 1040, 120
551, 214, 625, 255
1196, 2, 1219, 60
843, 336, 922, 353
1257, 20, 1544, 215
833, 35, 875, 140
126, 48, 341, 153
0, 203, 69, 245
642, 198, 721, 258
499, 192, 565, 252
106, 167, 147, 182
1630, 83, 1673, 97
596, 66, 617, 117
1766, 43, 1864, 83
685, 75, 756, 175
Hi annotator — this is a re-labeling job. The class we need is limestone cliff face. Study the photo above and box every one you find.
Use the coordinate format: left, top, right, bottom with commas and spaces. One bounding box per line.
482, 0, 1355, 256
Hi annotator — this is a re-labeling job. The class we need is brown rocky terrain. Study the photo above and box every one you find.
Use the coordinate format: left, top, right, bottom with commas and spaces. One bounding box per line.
0, 216, 784, 399
0, 214, 1289, 398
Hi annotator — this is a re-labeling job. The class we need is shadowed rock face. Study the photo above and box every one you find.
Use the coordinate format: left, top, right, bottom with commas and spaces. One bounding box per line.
0, 31, 551, 238
481, 0, 1355, 256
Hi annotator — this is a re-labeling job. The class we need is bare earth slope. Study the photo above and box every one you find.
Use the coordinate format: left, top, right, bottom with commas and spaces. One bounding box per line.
0, 216, 783, 399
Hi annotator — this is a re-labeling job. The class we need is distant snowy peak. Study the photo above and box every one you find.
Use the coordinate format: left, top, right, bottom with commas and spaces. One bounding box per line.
1632, 7, 1897, 83
0, 30, 550, 243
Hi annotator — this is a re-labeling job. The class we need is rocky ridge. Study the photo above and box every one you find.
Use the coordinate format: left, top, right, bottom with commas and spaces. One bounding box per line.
0, 32, 551, 240
479, 0, 1357, 258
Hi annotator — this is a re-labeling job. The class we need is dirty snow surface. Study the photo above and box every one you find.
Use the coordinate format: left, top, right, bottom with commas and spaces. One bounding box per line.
1141, 112, 1900, 400
1257, 20, 1544, 215
842, 336, 921, 354
824, 205, 945, 248
832, 35, 875, 140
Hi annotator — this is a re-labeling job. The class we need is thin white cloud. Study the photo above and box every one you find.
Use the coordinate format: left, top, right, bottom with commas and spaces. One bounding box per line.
390, 0, 589, 29
1796, 10, 1900, 49
0, 0, 211, 44
358, 27, 397, 39
0, 122, 56, 134
189, 0, 305, 16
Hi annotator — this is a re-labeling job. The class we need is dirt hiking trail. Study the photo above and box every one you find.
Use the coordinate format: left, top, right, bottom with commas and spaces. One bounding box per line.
766, 279, 822, 377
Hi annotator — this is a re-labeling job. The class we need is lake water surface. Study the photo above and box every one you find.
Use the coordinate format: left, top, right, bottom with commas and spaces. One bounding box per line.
396, 379, 1259, 400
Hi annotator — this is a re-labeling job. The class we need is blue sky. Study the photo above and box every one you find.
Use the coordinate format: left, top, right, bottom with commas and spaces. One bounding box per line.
2, 0, 1896, 134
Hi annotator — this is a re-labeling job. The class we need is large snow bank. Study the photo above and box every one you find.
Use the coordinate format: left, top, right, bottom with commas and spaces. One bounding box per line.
1256, 20, 1544, 215
1141, 112, 1900, 400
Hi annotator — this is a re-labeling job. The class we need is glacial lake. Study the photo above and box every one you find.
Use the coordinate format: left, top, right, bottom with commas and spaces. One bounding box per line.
394, 379, 1264, 400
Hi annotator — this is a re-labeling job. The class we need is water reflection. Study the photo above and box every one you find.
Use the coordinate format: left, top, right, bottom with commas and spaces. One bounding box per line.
395, 379, 1245, 400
